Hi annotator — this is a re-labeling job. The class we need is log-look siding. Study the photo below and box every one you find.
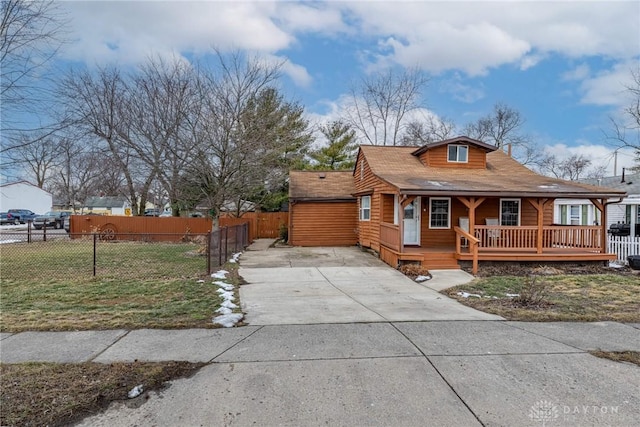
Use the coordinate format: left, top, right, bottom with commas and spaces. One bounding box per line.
289, 201, 358, 246
417, 144, 487, 169
354, 151, 396, 251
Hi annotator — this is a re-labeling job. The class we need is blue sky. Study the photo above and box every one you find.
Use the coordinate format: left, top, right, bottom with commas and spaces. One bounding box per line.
10, 1, 640, 176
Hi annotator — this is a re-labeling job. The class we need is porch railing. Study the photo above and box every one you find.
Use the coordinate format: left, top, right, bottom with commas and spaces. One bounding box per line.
474, 225, 603, 252
380, 222, 400, 251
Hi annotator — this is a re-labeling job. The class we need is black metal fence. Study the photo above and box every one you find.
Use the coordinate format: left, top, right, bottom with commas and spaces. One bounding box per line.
0, 223, 250, 279
208, 223, 250, 272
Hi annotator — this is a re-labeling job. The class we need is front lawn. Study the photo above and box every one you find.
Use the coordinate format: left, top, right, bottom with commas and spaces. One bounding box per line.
444, 274, 640, 322
0, 240, 239, 331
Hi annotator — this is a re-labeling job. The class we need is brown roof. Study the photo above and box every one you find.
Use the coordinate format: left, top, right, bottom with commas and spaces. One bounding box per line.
289, 171, 355, 201
360, 145, 627, 198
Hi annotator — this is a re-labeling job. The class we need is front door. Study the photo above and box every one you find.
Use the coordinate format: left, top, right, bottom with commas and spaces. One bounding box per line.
403, 197, 421, 245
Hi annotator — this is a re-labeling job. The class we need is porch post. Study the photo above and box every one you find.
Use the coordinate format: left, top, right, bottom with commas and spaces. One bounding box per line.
526, 198, 548, 254
590, 198, 607, 252
457, 197, 486, 237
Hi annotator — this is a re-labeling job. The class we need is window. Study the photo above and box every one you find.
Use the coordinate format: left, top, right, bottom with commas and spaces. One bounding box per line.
570, 205, 581, 225
360, 196, 371, 221
447, 145, 468, 163
500, 199, 520, 226
429, 198, 450, 228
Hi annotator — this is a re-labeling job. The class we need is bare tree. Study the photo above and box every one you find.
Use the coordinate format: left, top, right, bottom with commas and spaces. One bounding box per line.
535, 153, 602, 181
6, 132, 59, 187
186, 52, 311, 222
57, 66, 149, 215
124, 56, 196, 214
400, 115, 457, 146
346, 67, 429, 146
1, 0, 68, 144
606, 68, 640, 171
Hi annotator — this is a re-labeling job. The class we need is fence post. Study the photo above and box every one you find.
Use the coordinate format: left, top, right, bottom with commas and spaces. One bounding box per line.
27, 220, 31, 243
43, 222, 46, 242
224, 226, 229, 264
93, 233, 97, 277
218, 227, 223, 267
206, 232, 211, 275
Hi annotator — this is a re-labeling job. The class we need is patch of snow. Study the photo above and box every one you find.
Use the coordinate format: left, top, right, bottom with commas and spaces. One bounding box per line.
197, 279, 205, 283
213, 313, 243, 327
427, 181, 444, 187
216, 289, 235, 300
220, 300, 238, 309
128, 384, 144, 398
213, 281, 234, 291
216, 306, 232, 315
415, 275, 431, 282
0, 239, 22, 244
211, 270, 229, 279
457, 291, 482, 298
505, 293, 520, 298
608, 261, 625, 269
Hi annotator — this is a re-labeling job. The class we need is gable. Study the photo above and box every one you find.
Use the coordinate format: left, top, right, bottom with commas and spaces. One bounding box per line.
416, 143, 487, 169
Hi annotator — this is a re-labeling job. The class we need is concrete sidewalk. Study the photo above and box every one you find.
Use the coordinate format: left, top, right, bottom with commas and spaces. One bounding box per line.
2, 321, 638, 426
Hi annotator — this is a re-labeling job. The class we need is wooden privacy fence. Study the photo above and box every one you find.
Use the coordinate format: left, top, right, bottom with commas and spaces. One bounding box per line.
70, 215, 213, 242
221, 212, 288, 240
70, 212, 288, 242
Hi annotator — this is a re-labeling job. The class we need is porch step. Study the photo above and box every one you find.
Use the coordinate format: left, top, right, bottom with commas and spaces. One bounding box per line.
422, 252, 460, 270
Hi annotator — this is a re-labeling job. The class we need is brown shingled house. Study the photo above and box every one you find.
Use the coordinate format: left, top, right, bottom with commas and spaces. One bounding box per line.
289, 137, 626, 273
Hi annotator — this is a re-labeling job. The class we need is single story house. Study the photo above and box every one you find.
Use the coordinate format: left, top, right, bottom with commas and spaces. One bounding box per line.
288, 136, 627, 274
83, 196, 130, 215
555, 172, 640, 236
0, 181, 52, 214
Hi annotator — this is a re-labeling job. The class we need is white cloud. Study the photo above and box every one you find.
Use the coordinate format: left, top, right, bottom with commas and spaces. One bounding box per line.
579, 61, 638, 106
562, 64, 591, 81
542, 143, 636, 176
339, 1, 639, 75
439, 74, 485, 104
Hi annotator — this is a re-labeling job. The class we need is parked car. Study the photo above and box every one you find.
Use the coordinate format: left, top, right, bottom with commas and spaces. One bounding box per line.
33, 211, 72, 229
0, 212, 14, 225
63, 215, 71, 233
6, 209, 38, 224
144, 208, 161, 217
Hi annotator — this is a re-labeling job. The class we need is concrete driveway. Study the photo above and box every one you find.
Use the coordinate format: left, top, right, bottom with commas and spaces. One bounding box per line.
239, 244, 502, 324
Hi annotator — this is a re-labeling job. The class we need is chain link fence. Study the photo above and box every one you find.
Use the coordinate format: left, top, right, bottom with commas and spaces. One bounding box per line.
0, 223, 249, 280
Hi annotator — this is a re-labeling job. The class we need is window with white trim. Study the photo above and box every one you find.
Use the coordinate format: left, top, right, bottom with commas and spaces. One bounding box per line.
429, 197, 450, 228
447, 145, 468, 163
360, 196, 371, 221
500, 199, 520, 226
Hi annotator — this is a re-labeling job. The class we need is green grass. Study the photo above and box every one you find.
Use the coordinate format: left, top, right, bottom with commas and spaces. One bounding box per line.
444, 274, 640, 322
0, 240, 238, 331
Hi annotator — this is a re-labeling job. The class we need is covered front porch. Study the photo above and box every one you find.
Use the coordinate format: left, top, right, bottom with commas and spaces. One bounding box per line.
378, 195, 616, 274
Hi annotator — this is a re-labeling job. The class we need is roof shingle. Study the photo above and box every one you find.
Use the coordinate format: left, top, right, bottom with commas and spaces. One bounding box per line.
289, 171, 355, 200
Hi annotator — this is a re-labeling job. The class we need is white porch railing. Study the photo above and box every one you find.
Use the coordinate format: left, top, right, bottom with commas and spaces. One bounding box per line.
608, 235, 640, 263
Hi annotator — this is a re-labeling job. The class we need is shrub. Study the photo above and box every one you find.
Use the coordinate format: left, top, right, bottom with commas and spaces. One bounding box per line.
514, 275, 550, 307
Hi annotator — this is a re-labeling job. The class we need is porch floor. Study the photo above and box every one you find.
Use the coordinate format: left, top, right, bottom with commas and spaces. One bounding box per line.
387, 245, 616, 269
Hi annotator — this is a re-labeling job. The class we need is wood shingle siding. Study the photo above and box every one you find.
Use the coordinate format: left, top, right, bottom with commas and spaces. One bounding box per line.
417, 144, 487, 169
289, 201, 357, 246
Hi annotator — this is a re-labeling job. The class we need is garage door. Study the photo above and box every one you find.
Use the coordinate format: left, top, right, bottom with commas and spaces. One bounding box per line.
290, 201, 358, 246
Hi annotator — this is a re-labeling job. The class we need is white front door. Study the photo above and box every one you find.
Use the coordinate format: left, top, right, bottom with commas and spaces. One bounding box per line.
403, 197, 420, 245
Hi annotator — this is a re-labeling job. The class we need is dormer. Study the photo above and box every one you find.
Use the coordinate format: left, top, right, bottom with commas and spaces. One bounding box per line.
411, 136, 497, 169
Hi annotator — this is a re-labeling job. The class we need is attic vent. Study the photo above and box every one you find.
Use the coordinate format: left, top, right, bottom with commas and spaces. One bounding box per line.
318, 173, 326, 179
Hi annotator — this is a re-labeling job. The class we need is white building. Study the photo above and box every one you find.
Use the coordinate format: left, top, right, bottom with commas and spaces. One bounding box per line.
554, 172, 640, 236
0, 181, 52, 214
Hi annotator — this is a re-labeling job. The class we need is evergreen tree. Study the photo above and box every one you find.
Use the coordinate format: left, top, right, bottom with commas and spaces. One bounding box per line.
309, 120, 357, 170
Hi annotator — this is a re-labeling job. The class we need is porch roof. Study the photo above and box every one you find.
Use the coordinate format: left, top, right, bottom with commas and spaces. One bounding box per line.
360, 145, 627, 199
289, 170, 356, 201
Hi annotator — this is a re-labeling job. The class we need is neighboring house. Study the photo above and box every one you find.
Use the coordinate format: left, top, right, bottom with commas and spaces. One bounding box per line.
288, 136, 626, 274
84, 196, 130, 215
555, 172, 640, 237
0, 181, 52, 214
289, 171, 358, 246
